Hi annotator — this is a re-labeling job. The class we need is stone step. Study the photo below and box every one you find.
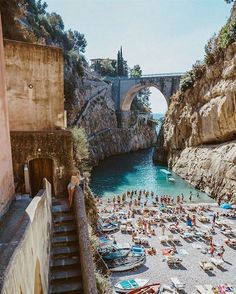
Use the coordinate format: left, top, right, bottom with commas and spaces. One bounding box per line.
51, 268, 82, 281
52, 205, 71, 214
51, 281, 83, 294
52, 235, 77, 246
53, 224, 76, 235
52, 246, 79, 258
52, 198, 68, 206
53, 215, 74, 224
51, 257, 80, 268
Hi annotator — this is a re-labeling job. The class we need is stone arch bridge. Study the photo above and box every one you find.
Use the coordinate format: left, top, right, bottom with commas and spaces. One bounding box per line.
111, 73, 184, 127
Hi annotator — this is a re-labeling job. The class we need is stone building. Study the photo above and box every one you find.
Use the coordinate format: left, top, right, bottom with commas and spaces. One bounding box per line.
0, 16, 97, 294
3, 39, 74, 196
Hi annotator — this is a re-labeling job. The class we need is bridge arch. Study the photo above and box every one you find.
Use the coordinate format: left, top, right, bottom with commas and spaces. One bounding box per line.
121, 82, 169, 112
112, 73, 183, 127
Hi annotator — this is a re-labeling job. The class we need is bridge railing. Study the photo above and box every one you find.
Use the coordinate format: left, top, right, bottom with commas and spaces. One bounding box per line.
119, 72, 185, 80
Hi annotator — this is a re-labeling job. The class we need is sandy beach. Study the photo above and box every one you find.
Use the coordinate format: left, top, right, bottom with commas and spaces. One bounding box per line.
97, 194, 236, 293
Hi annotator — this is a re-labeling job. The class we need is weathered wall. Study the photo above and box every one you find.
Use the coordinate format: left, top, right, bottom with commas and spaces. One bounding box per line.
0, 179, 52, 294
0, 15, 14, 217
4, 39, 65, 131
10, 130, 74, 196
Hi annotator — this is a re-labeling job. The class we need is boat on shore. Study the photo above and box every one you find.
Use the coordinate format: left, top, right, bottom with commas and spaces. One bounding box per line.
101, 245, 131, 260
131, 245, 146, 257
98, 219, 119, 232
114, 278, 149, 293
128, 283, 161, 293
107, 256, 146, 272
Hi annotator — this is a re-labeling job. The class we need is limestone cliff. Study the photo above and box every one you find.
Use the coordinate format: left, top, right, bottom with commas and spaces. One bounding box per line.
67, 67, 157, 164
159, 42, 236, 199
88, 122, 157, 165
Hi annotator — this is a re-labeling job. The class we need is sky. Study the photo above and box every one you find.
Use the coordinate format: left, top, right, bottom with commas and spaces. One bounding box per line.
45, 0, 232, 113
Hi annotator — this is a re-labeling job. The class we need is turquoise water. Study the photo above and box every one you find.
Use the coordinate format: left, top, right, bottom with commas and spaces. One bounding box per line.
152, 112, 164, 134
90, 148, 214, 203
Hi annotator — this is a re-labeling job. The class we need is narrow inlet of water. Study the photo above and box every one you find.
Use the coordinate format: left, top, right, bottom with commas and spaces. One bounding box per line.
90, 148, 214, 203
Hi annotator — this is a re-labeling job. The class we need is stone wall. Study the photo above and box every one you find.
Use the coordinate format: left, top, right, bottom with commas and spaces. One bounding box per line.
0, 179, 52, 294
10, 130, 74, 196
0, 15, 14, 217
4, 39, 65, 131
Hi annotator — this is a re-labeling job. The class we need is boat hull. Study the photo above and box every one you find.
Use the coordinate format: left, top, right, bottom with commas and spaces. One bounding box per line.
114, 279, 149, 293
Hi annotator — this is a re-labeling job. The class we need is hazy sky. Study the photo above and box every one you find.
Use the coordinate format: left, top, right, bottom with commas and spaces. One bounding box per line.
45, 0, 232, 113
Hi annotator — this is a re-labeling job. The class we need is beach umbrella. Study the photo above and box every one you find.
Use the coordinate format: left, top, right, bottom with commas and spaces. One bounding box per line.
220, 203, 232, 209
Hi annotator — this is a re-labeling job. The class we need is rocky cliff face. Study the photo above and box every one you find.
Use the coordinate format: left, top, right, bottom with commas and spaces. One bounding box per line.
67, 67, 157, 164
88, 122, 157, 165
158, 42, 236, 199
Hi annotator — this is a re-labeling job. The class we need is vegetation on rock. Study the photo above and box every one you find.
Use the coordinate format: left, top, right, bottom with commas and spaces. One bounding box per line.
180, 1, 236, 93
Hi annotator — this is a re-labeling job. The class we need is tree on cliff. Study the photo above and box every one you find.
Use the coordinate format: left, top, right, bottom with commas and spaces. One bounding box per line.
117, 46, 128, 77
91, 59, 117, 77
129, 64, 151, 114
0, 0, 27, 41
130, 65, 142, 78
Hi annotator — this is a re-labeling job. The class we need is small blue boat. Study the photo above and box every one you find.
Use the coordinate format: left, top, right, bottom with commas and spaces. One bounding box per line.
131, 245, 145, 257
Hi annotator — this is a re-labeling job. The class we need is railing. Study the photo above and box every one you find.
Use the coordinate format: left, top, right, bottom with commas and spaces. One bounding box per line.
119, 72, 185, 80
73, 186, 98, 294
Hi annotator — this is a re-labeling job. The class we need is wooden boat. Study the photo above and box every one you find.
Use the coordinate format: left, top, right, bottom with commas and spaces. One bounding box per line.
128, 283, 161, 293
102, 246, 130, 260
107, 256, 146, 272
98, 219, 119, 232
114, 279, 149, 293
98, 242, 130, 256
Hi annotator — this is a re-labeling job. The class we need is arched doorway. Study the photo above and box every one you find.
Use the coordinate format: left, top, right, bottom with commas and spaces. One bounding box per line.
29, 158, 54, 197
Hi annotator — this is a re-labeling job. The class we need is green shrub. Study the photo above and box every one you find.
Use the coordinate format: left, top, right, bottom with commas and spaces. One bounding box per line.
70, 127, 89, 168
180, 70, 195, 92
204, 17, 236, 65
192, 61, 206, 80
204, 34, 221, 65
218, 23, 232, 49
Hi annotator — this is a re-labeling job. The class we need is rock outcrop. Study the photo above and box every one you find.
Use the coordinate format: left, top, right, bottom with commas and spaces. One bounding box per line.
88, 123, 157, 165
156, 41, 236, 199
68, 68, 157, 164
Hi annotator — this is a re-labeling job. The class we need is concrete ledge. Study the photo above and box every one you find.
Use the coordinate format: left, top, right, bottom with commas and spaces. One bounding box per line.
74, 186, 98, 294
0, 179, 52, 294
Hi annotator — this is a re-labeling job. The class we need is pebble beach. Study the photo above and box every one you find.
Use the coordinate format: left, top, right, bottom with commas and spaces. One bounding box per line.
97, 194, 236, 293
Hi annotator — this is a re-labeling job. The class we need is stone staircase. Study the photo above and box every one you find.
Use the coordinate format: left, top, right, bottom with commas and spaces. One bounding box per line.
50, 198, 83, 294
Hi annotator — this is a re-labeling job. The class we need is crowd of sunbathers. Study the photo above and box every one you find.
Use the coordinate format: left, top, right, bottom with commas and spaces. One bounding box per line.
96, 189, 203, 211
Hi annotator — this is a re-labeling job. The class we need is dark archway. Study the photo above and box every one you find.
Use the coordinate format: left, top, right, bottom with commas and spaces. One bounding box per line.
29, 158, 54, 196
